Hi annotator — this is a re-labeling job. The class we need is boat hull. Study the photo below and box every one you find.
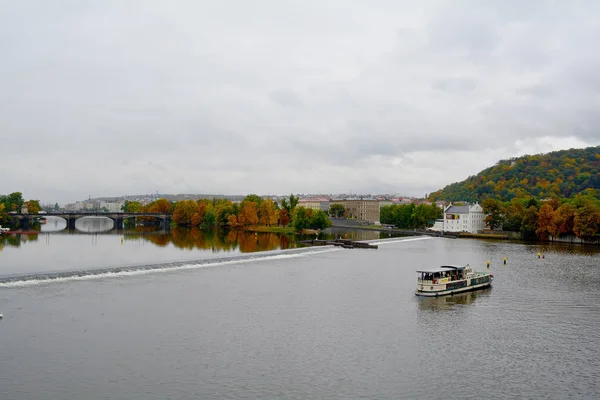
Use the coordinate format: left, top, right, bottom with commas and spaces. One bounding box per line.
415, 281, 492, 297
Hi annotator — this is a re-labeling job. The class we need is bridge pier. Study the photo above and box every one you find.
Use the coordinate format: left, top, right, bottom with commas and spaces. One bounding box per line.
115, 217, 124, 230
21, 216, 30, 230
67, 216, 77, 230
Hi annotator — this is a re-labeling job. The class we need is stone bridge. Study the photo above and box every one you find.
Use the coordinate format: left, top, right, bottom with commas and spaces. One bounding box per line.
10, 212, 171, 230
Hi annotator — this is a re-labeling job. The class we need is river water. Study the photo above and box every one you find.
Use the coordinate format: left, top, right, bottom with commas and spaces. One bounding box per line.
1, 219, 599, 399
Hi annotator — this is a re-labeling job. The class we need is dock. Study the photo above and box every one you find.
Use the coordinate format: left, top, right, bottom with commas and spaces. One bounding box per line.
299, 239, 378, 249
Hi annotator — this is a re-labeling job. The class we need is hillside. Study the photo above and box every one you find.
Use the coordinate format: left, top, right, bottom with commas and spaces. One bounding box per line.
429, 146, 600, 202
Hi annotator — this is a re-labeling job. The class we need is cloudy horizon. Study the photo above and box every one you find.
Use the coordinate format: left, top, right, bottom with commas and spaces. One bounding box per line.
2, 0, 599, 205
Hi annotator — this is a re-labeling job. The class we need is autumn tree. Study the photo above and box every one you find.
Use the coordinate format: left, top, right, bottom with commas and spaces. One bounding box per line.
553, 203, 576, 235
172, 200, 198, 225
227, 214, 238, 227
238, 201, 259, 226
259, 199, 278, 226
278, 208, 290, 226
147, 198, 173, 213
573, 200, 600, 239
536, 203, 557, 240
25, 200, 41, 214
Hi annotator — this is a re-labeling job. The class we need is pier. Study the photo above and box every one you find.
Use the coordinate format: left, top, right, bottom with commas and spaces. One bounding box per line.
299, 239, 378, 249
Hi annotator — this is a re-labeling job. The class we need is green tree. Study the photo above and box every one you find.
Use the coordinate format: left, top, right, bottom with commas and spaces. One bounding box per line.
292, 206, 310, 231
329, 203, 346, 218
243, 194, 263, 206
280, 194, 299, 213
520, 206, 539, 239
309, 210, 332, 230
482, 198, 504, 230
122, 200, 143, 213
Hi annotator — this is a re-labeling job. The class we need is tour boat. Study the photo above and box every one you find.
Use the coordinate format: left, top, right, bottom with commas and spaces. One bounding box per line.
415, 264, 493, 297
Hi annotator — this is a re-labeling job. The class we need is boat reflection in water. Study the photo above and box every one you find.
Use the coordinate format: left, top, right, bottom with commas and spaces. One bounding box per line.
416, 287, 492, 312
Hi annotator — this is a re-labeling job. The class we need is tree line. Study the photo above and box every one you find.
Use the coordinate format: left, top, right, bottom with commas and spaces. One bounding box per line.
379, 203, 443, 229
122, 194, 332, 231
429, 146, 600, 202
482, 195, 600, 241
0, 192, 42, 223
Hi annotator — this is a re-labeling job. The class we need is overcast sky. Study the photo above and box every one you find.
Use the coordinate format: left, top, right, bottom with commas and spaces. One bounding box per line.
2, 1, 599, 204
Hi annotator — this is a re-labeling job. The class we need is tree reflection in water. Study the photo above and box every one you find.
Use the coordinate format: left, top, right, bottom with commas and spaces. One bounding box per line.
126, 227, 304, 253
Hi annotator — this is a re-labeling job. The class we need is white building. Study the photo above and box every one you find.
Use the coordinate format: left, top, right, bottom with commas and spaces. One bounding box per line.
100, 201, 125, 212
443, 203, 485, 233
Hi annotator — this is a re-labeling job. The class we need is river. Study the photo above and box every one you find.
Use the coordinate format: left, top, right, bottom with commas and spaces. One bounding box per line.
1, 218, 599, 399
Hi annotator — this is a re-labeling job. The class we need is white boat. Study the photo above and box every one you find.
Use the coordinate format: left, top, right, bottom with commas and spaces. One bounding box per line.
0, 313, 3, 319
415, 264, 493, 297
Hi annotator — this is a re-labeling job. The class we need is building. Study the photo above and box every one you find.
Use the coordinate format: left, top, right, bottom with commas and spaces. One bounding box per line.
443, 203, 485, 233
378, 199, 393, 208
100, 201, 125, 212
331, 199, 380, 223
297, 198, 330, 212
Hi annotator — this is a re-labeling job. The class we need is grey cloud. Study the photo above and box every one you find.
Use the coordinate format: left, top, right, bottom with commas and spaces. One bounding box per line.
269, 90, 303, 108
2, 0, 600, 203
432, 78, 477, 93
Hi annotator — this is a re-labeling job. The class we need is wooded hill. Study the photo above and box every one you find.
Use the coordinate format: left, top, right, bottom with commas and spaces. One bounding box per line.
429, 146, 600, 202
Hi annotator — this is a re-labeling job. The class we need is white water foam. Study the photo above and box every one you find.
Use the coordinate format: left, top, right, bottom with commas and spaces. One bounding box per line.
0, 247, 342, 288
371, 236, 434, 246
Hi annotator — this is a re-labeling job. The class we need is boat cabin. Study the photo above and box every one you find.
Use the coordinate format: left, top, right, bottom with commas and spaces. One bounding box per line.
417, 265, 468, 283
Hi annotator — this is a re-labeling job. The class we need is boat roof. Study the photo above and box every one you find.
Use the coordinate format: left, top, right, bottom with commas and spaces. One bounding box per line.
416, 265, 467, 273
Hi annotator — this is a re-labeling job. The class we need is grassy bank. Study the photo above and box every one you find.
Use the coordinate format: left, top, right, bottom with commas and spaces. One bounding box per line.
241, 225, 295, 233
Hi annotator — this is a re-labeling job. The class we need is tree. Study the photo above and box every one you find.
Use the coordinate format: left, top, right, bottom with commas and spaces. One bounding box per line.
329, 203, 345, 218
482, 198, 504, 230
520, 206, 539, 239
2, 192, 24, 212
278, 208, 290, 226
148, 198, 173, 213
227, 214, 238, 227
202, 209, 217, 228
309, 210, 332, 230
536, 204, 557, 240
573, 200, 600, 239
122, 200, 143, 213
238, 201, 259, 225
553, 203, 576, 235
26, 200, 41, 214
259, 199, 278, 226
172, 200, 197, 225
292, 206, 310, 231
54, 202, 60, 210
243, 194, 263, 206
280, 194, 299, 213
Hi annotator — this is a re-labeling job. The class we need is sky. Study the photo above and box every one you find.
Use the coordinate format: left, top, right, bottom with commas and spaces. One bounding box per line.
2, 0, 600, 205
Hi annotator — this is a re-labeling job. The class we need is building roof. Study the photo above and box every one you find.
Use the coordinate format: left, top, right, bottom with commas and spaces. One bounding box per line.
445, 205, 470, 214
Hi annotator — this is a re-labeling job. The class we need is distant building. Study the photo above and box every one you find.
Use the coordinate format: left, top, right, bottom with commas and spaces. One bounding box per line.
331, 199, 380, 223
378, 200, 393, 208
100, 201, 125, 212
297, 198, 330, 212
443, 203, 485, 233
